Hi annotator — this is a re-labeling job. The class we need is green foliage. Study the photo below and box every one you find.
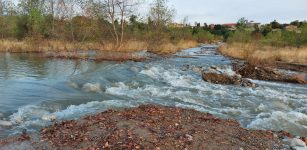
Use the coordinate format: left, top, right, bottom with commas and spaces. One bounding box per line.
236, 17, 248, 29
270, 20, 282, 29
227, 30, 252, 43
261, 25, 272, 36
15, 15, 29, 39
193, 29, 214, 42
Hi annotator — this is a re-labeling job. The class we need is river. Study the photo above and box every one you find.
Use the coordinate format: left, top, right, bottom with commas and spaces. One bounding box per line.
0, 45, 306, 138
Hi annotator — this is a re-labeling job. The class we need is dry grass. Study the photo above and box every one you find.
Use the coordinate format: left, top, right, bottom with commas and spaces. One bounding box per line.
219, 43, 307, 64
148, 40, 198, 55
0, 39, 197, 54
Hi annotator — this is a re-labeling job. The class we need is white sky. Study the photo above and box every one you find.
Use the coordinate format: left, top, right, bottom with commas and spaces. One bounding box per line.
140, 0, 307, 24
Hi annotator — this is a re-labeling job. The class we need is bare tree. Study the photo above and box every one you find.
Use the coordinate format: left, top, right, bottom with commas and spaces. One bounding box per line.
54, 0, 82, 41
149, 0, 175, 28
89, 0, 138, 49
0, 0, 5, 15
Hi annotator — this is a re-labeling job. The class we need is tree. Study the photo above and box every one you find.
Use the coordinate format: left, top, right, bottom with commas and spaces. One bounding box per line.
261, 24, 272, 36
236, 17, 248, 29
271, 20, 282, 29
89, 0, 138, 49
182, 16, 188, 26
148, 0, 175, 28
290, 20, 300, 27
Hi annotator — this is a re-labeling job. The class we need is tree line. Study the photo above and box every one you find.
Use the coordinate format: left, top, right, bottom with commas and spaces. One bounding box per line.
226, 18, 307, 47
0, 0, 221, 50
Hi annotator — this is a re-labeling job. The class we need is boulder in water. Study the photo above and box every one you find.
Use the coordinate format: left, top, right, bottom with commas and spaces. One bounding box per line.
82, 83, 102, 93
202, 69, 256, 88
202, 73, 237, 85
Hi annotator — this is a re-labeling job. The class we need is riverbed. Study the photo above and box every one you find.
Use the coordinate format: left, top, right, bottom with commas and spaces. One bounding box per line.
0, 45, 306, 138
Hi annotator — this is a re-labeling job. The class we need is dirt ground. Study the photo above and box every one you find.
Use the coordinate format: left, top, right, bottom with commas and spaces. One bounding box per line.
0, 105, 295, 150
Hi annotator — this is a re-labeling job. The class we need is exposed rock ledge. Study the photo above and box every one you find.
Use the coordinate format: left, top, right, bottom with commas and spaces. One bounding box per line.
1, 105, 306, 149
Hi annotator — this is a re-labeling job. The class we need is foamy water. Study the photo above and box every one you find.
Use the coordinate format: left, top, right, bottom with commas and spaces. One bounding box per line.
0, 46, 306, 138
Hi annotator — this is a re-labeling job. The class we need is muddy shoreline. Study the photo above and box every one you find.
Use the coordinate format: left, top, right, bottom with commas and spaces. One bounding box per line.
2, 105, 305, 149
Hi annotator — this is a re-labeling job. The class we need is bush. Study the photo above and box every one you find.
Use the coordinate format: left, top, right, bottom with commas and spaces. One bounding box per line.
227, 30, 252, 43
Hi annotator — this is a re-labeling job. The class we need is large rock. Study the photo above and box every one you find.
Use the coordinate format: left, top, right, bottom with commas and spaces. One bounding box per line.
202, 73, 237, 85
202, 72, 256, 87
235, 63, 306, 84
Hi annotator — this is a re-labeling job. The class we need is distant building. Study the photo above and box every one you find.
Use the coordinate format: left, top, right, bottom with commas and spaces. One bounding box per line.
209, 24, 215, 29
246, 21, 260, 28
223, 23, 237, 30
285, 25, 298, 31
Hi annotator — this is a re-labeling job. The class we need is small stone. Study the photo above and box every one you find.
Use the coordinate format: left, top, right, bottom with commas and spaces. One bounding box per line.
210, 65, 217, 69
273, 133, 278, 138
242, 83, 248, 87
135, 145, 141, 149
104, 142, 109, 148
185, 134, 193, 141
251, 83, 256, 88
130, 67, 139, 72
192, 67, 202, 74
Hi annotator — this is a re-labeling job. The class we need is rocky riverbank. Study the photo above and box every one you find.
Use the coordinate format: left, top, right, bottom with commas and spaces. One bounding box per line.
194, 63, 306, 86
1, 105, 306, 149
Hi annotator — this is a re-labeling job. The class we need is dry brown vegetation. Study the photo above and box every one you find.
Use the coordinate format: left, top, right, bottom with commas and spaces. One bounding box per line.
0, 39, 197, 54
219, 43, 307, 64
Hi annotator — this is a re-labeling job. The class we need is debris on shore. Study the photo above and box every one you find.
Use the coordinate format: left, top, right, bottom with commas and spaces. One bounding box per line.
1, 105, 304, 149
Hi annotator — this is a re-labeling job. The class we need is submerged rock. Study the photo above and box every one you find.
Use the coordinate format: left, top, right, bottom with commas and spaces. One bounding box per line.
41, 114, 57, 122
82, 83, 102, 93
0, 120, 13, 127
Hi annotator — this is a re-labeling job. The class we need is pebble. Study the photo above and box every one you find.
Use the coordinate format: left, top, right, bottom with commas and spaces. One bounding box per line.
0, 120, 13, 127
185, 134, 193, 141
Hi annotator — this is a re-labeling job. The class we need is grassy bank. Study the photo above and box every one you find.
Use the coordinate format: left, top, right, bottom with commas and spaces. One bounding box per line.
0, 39, 198, 54
219, 43, 307, 64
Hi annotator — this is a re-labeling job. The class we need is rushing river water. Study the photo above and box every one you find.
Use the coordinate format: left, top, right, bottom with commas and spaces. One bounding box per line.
0, 45, 307, 139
